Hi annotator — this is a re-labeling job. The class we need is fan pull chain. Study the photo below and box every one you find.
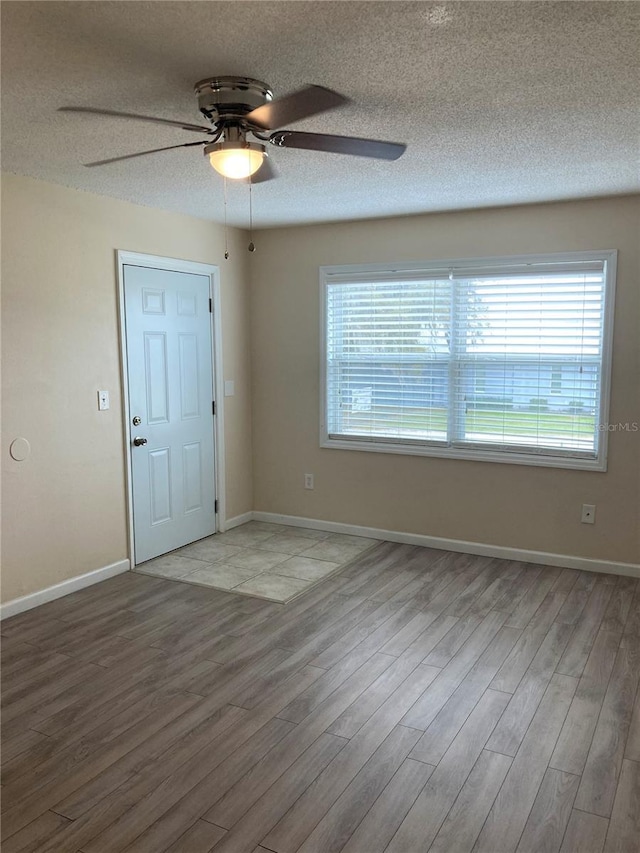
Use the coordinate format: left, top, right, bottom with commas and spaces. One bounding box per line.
223, 177, 229, 260
248, 176, 255, 253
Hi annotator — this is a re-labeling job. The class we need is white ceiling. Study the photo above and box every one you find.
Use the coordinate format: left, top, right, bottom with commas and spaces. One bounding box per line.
2, 1, 639, 228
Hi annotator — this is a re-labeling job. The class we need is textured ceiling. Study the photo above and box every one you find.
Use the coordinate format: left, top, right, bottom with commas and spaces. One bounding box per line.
1, 1, 639, 228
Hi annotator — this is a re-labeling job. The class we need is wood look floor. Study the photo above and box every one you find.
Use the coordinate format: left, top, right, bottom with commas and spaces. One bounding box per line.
2, 540, 639, 853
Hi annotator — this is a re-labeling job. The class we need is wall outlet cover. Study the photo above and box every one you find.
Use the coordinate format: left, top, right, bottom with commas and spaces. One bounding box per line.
581, 504, 596, 524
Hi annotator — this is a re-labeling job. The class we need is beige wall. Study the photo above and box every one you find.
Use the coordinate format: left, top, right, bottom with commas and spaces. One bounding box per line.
250, 196, 640, 565
2, 181, 638, 607
1, 173, 253, 603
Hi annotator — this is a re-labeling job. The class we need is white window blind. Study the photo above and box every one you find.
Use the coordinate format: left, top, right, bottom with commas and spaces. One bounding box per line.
323, 253, 615, 470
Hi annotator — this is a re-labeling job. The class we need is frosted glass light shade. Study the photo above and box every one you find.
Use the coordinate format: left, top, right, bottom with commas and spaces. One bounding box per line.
207, 143, 265, 179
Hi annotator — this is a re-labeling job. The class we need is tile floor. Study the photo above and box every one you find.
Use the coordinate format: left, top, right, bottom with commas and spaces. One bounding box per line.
133, 521, 377, 602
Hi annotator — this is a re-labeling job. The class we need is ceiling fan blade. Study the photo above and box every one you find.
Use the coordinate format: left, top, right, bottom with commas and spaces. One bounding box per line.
250, 157, 277, 183
270, 131, 406, 161
246, 85, 349, 131
59, 106, 212, 134
84, 140, 208, 167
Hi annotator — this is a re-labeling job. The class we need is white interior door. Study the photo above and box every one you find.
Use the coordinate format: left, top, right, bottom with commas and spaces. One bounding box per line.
123, 264, 217, 564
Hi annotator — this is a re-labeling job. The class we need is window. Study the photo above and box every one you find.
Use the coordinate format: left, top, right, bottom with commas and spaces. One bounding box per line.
321, 251, 616, 470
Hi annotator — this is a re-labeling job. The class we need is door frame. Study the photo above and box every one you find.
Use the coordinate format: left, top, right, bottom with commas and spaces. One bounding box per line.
116, 250, 226, 568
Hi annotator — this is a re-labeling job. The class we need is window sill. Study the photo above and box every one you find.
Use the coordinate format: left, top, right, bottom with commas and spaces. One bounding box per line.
321, 435, 606, 472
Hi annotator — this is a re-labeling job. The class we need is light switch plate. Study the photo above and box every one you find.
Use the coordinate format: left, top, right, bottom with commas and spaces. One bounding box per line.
224, 380, 235, 397
98, 390, 110, 411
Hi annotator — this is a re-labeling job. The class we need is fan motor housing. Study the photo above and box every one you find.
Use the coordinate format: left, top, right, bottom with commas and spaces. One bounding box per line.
195, 76, 272, 122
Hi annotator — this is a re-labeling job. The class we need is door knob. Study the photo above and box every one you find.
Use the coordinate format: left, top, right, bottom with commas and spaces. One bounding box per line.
133, 436, 148, 447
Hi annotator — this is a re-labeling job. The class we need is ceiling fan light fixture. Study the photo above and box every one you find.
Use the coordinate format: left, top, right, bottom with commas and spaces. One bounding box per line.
205, 141, 265, 179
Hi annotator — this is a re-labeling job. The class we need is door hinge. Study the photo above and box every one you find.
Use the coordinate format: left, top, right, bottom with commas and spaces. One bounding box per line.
209, 298, 212, 313
212, 400, 216, 416
214, 499, 219, 514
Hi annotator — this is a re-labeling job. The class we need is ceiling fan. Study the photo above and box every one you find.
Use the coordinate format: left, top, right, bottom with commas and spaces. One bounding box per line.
59, 76, 407, 181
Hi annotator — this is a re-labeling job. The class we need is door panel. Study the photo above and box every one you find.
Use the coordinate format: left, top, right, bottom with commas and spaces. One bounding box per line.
124, 265, 216, 564
144, 332, 169, 423
183, 442, 203, 513
149, 447, 172, 525
179, 334, 200, 419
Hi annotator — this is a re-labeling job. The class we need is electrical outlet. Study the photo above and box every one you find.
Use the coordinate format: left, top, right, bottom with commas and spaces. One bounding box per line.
304, 473, 314, 490
581, 504, 596, 524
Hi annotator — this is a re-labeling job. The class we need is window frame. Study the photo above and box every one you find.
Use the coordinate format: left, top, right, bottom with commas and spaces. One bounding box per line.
319, 250, 617, 472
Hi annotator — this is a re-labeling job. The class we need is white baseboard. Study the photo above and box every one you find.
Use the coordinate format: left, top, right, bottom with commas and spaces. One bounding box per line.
0, 559, 130, 620
3, 514, 635, 621
252, 511, 640, 579
223, 512, 254, 532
